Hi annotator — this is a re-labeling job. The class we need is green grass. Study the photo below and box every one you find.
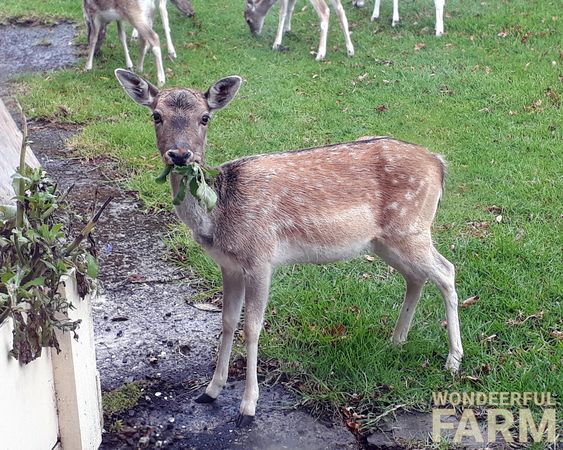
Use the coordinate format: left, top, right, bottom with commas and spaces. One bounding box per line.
2, 0, 561, 438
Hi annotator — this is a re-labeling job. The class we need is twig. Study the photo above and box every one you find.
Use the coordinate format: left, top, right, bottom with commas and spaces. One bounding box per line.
361, 403, 407, 429
64, 196, 112, 256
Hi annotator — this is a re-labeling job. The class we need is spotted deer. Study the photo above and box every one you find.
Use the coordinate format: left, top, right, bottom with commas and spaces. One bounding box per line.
114, 69, 463, 426
244, 0, 354, 60
84, 0, 166, 86
352, 0, 445, 36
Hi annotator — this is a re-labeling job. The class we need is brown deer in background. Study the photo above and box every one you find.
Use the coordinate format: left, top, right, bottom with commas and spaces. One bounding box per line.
84, 0, 166, 86
114, 69, 463, 426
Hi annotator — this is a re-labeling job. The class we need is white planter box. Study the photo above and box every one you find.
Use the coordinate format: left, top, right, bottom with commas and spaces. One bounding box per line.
0, 273, 103, 450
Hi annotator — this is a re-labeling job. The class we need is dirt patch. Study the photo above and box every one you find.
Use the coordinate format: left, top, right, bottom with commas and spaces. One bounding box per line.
0, 23, 77, 81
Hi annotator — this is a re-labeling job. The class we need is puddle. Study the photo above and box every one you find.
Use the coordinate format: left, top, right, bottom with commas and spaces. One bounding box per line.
0, 23, 77, 81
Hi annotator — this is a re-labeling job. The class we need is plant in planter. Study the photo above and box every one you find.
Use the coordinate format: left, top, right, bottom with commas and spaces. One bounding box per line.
0, 111, 110, 364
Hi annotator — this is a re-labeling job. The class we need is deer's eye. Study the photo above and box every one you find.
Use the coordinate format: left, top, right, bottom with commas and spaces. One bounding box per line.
152, 112, 162, 124
201, 114, 210, 126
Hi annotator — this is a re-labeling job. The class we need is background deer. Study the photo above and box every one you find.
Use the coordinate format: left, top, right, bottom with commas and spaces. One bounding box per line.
83, 0, 166, 86
114, 68, 463, 426
352, 0, 445, 36
245, 0, 355, 60
130, 0, 195, 59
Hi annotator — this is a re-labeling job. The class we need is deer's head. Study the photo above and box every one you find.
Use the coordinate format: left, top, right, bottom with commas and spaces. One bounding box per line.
244, 0, 276, 36
115, 69, 241, 166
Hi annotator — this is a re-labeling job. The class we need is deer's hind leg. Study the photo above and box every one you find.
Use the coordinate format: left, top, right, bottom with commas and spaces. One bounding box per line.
328, 0, 354, 56
373, 235, 463, 372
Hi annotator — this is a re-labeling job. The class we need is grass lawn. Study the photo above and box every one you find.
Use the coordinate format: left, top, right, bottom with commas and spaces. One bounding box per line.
2, 0, 561, 437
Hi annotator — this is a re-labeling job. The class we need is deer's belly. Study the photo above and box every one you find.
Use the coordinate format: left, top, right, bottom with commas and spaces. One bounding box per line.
273, 239, 372, 265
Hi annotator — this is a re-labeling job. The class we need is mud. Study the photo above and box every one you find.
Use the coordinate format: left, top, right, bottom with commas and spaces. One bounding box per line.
0, 23, 77, 81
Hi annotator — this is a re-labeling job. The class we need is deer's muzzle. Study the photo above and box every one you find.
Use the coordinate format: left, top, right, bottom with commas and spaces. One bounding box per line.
166, 149, 192, 166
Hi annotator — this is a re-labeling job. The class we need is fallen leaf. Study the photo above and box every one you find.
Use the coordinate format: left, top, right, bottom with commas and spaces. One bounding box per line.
497, 30, 509, 38
495, 214, 503, 223
362, 272, 371, 279
364, 255, 375, 262
128, 273, 147, 283
486, 205, 503, 215
550, 331, 563, 340
482, 334, 497, 342
545, 87, 560, 107
462, 375, 480, 383
462, 295, 480, 308
521, 31, 532, 44
357, 72, 369, 81
414, 42, 426, 51
507, 311, 544, 326
192, 303, 222, 312
329, 324, 347, 338
376, 104, 387, 113
440, 320, 448, 328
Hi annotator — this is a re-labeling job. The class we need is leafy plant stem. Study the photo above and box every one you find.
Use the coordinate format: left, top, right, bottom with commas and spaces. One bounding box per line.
15, 102, 27, 230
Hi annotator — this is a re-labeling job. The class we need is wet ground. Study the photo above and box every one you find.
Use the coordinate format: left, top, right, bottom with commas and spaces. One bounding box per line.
0, 21, 77, 81
0, 21, 508, 450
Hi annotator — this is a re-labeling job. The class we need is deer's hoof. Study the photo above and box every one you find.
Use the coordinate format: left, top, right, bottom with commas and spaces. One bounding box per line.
194, 393, 216, 404
235, 414, 255, 428
273, 44, 289, 52
392, 20, 400, 27
169, 52, 177, 60
445, 353, 462, 374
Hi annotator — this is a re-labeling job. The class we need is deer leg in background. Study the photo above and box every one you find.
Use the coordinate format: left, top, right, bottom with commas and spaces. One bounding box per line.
329, 0, 354, 56
158, 0, 177, 58
117, 20, 134, 69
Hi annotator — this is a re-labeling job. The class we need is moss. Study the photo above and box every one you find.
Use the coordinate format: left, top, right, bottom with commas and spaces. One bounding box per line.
102, 381, 144, 416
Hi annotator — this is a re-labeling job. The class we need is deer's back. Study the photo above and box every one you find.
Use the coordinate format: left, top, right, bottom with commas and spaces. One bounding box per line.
210, 138, 445, 267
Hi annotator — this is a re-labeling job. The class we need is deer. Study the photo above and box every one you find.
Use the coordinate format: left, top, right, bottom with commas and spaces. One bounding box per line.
244, 0, 355, 61
114, 68, 463, 427
352, 0, 445, 36
130, 0, 196, 58
83, 0, 166, 86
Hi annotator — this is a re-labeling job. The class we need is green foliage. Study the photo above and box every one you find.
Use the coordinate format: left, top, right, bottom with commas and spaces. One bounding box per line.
0, 168, 97, 364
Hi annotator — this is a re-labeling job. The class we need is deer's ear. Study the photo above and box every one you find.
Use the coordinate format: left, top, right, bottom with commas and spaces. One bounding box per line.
115, 69, 159, 107
205, 76, 242, 112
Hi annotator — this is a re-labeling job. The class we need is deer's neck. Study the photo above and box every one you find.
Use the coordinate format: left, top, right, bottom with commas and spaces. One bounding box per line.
170, 173, 214, 245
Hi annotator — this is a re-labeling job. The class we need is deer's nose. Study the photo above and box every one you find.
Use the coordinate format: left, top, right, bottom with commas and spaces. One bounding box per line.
166, 149, 192, 166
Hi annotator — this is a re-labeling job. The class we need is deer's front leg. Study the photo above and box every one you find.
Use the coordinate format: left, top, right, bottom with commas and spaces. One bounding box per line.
434, 0, 445, 36
371, 0, 381, 21
158, 0, 177, 58
284, 0, 298, 32
85, 18, 101, 71
311, 0, 330, 60
195, 266, 245, 403
273, 0, 289, 50
236, 266, 272, 427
